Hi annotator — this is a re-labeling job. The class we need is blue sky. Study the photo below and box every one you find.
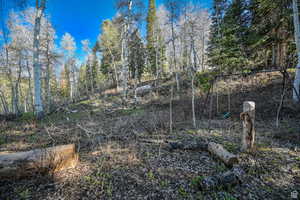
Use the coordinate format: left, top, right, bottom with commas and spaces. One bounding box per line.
1, 0, 211, 59
46, 0, 212, 58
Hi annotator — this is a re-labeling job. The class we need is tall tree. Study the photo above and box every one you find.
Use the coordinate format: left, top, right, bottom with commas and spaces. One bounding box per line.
32, 0, 46, 118
98, 19, 121, 89
293, 0, 300, 102
165, 0, 181, 90
60, 32, 77, 100
146, 0, 157, 74
129, 30, 145, 80
207, 0, 227, 70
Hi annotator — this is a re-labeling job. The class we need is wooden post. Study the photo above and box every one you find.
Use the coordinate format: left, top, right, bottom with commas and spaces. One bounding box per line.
240, 101, 255, 152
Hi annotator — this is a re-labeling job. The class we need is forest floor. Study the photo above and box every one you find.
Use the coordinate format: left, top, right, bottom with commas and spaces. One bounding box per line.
0, 72, 300, 200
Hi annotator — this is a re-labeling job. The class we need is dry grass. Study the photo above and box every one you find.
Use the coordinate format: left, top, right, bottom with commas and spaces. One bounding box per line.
0, 72, 299, 199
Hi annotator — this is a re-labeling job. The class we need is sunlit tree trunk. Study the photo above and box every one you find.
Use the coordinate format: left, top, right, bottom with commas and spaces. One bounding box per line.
32, 0, 46, 118
0, 89, 9, 114
45, 29, 52, 112
26, 59, 34, 112
293, 0, 300, 102
171, 20, 180, 91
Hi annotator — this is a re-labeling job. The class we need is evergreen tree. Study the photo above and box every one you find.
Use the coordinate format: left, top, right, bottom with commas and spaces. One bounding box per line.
220, 0, 249, 72
99, 19, 122, 86
146, 0, 157, 74
60, 64, 71, 98
129, 30, 145, 81
207, 0, 228, 71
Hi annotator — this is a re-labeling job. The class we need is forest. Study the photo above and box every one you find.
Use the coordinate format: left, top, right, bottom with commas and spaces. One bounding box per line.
0, 0, 299, 199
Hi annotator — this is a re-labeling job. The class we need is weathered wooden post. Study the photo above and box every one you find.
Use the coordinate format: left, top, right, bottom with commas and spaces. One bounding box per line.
240, 101, 255, 152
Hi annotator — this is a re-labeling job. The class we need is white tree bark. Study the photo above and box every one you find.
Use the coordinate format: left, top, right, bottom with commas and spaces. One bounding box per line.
293, 0, 300, 102
32, 0, 46, 118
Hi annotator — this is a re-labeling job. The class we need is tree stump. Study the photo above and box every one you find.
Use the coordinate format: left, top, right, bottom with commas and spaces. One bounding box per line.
0, 144, 78, 179
240, 101, 255, 152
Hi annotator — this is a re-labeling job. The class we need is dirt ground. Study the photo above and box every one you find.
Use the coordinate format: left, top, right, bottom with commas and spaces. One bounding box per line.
0, 72, 300, 200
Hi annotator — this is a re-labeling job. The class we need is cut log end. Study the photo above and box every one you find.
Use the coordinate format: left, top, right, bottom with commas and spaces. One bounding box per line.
0, 144, 78, 179
208, 142, 239, 166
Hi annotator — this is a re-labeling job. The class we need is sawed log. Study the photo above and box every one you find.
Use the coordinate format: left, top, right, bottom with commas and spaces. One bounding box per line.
166, 140, 238, 166
0, 144, 78, 179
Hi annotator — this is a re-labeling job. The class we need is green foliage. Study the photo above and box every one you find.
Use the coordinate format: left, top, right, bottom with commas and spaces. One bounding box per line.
159, 180, 169, 187
221, 192, 237, 200
215, 163, 227, 173
128, 31, 145, 80
195, 71, 215, 92
178, 186, 188, 197
147, 170, 155, 181
146, 0, 166, 76
0, 135, 5, 146
146, 0, 157, 74
60, 64, 71, 98
208, 0, 294, 73
19, 112, 36, 122
191, 176, 204, 188
17, 188, 31, 200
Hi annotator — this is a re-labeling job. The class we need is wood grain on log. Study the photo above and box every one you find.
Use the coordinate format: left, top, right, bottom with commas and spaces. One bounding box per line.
0, 144, 78, 179
208, 142, 239, 166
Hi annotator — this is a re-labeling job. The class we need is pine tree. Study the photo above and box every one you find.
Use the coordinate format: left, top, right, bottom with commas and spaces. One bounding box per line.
220, 0, 249, 72
147, 0, 157, 75
60, 64, 71, 98
129, 30, 145, 81
207, 0, 228, 71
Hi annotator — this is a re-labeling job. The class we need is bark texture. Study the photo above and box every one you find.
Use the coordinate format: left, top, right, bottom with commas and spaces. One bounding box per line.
293, 0, 300, 102
0, 144, 78, 179
241, 101, 255, 152
208, 142, 239, 166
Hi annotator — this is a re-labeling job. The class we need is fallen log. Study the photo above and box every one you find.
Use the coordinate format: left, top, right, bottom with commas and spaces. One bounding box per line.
166, 140, 208, 151
0, 144, 78, 179
208, 142, 239, 166
135, 85, 152, 96
200, 167, 245, 191
165, 140, 238, 166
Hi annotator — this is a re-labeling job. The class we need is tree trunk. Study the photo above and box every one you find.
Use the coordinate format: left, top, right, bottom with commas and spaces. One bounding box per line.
32, 0, 46, 118
240, 101, 255, 152
293, 0, 300, 102
169, 86, 174, 134
45, 25, 52, 112
0, 144, 78, 179
0, 90, 9, 114
108, 47, 119, 91
192, 75, 196, 128
26, 59, 34, 112
171, 19, 179, 91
